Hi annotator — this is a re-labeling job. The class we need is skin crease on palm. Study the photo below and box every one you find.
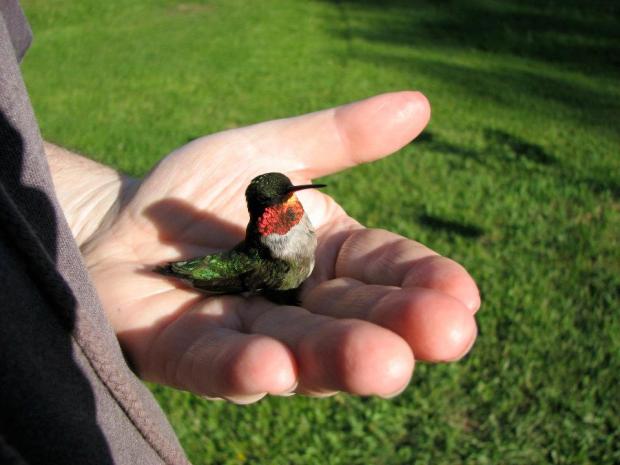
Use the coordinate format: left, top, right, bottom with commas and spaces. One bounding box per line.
78, 91, 480, 404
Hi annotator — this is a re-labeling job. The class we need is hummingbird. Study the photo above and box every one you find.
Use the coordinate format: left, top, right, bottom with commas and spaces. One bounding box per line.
155, 172, 326, 304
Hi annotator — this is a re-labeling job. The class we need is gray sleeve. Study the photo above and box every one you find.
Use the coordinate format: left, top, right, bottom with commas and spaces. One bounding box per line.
0, 0, 32, 61
0, 3, 190, 464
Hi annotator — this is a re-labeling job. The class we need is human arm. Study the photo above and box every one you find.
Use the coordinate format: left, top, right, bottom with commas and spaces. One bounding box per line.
44, 141, 138, 248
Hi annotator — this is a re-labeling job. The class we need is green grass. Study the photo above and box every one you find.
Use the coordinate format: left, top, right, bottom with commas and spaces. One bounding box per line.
21, 0, 620, 463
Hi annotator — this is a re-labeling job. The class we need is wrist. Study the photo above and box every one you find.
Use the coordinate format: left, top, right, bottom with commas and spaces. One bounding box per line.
44, 141, 138, 248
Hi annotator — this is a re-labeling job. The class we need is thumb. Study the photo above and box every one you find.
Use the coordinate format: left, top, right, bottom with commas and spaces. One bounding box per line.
238, 91, 431, 179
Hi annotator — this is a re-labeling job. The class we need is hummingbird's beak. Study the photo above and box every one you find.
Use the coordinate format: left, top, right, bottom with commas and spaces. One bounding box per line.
288, 183, 327, 193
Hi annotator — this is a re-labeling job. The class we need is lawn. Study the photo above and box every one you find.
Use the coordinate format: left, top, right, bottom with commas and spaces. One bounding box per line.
21, 0, 619, 463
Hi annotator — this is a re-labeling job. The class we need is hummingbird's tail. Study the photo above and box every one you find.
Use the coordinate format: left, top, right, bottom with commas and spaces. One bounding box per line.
153, 263, 176, 276
153, 258, 197, 278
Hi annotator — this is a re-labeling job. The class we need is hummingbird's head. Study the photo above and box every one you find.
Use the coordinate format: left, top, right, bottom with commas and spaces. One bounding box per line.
245, 172, 325, 214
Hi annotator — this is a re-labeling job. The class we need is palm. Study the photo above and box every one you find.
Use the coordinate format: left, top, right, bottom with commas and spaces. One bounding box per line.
84, 92, 480, 403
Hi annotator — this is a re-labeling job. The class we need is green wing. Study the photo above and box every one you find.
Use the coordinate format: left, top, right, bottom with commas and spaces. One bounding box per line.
159, 248, 293, 295
170, 251, 250, 279
167, 249, 259, 294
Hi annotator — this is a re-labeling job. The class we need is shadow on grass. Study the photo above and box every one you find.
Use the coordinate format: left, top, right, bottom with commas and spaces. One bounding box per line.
483, 128, 556, 165
417, 214, 484, 239
414, 130, 480, 161
326, 0, 619, 73
416, 129, 556, 167
323, 0, 619, 134
564, 173, 620, 200
418, 129, 620, 199
369, 51, 617, 133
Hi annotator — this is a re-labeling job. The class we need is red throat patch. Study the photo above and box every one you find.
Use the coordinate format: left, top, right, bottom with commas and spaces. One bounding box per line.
257, 194, 305, 236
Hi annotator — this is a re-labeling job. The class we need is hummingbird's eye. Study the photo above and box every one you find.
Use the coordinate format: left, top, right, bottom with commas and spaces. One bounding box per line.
255, 193, 272, 205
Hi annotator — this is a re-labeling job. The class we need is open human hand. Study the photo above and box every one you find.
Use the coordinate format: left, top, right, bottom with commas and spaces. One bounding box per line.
82, 91, 480, 403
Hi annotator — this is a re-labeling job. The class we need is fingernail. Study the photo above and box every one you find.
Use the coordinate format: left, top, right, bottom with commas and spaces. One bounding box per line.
381, 383, 409, 399
275, 381, 298, 397
224, 393, 267, 405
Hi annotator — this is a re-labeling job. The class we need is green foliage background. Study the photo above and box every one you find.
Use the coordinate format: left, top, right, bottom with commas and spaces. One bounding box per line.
21, 0, 619, 463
